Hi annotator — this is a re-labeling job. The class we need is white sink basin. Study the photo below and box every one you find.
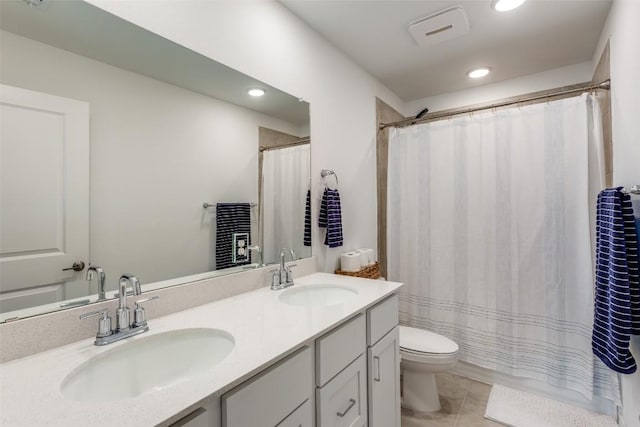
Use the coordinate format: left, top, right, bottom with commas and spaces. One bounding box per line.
278, 284, 358, 307
61, 328, 234, 402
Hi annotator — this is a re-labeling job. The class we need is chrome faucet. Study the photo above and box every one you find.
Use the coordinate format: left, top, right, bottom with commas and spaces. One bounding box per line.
116, 274, 140, 331
80, 273, 157, 346
271, 248, 297, 290
86, 265, 106, 301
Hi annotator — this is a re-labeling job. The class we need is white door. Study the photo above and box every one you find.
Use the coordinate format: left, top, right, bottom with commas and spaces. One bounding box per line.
0, 84, 90, 314
368, 327, 400, 427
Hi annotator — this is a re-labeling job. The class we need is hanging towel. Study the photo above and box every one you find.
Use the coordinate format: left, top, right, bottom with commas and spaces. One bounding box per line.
318, 187, 343, 248
592, 188, 640, 374
304, 189, 311, 247
215, 203, 252, 270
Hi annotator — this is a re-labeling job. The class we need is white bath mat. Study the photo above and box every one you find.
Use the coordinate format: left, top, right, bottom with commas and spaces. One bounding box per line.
484, 384, 617, 427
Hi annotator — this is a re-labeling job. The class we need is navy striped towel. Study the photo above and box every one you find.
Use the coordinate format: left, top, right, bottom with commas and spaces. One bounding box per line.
304, 189, 311, 247
318, 187, 343, 248
215, 203, 252, 270
592, 188, 640, 374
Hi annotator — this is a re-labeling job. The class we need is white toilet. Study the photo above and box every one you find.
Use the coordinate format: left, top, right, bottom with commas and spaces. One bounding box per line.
399, 326, 459, 412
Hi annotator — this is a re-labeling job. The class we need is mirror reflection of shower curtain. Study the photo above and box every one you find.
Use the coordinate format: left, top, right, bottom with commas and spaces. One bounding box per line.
262, 144, 311, 264
387, 94, 619, 414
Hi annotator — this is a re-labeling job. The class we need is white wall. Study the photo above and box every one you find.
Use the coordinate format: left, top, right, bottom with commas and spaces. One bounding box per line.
404, 61, 593, 116
85, 0, 406, 273
594, 1, 640, 425
1, 30, 300, 289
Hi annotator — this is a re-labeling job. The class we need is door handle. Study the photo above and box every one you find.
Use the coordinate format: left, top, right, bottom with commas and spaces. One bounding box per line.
374, 356, 381, 381
62, 261, 85, 272
336, 398, 356, 417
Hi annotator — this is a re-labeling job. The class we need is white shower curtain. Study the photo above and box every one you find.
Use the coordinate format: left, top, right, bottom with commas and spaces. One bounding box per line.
262, 144, 310, 264
387, 94, 619, 409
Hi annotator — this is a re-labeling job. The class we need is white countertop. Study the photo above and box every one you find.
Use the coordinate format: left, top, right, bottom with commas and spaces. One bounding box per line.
0, 273, 403, 426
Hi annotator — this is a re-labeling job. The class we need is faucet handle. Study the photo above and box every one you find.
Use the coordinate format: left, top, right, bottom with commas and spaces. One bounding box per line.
285, 264, 297, 284
80, 308, 112, 338
270, 269, 281, 288
133, 296, 159, 328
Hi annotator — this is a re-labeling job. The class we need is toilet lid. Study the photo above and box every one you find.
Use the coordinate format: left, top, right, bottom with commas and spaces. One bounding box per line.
399, 326, 459, 354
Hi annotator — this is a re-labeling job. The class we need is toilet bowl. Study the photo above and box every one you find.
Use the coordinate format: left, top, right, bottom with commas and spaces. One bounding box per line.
399, 326, 459, 412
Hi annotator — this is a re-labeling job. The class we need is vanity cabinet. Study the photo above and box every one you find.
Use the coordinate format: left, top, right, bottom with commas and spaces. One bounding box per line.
366, 295, 400, 427
219, 295, 400, 427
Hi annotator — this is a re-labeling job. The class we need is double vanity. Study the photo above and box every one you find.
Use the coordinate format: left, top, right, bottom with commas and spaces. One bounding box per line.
0, 272, 403, 426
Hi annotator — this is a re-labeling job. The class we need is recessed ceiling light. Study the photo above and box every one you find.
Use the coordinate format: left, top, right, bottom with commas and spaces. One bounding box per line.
492, 0, 526, 12
247, 88, 266, 97
467, 67, 491, 79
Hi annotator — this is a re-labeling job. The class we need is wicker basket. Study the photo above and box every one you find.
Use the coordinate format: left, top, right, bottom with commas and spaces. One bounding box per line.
335, 262, 381, 279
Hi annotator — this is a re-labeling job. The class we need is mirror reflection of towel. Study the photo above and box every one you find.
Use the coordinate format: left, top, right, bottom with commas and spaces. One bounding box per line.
318, 188, 343, 248
304, 189, 311, 246
215, 203, 251, 269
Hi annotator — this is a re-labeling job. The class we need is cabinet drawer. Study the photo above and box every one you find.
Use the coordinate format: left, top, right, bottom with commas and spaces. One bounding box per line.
367, 294, 398, 346
316, 354, 367, 427
276, 399, 312, 427
222, 346, 312, 427
316, 314, 366, 387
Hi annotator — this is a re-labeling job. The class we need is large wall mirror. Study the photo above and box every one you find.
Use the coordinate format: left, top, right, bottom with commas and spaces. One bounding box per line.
0, 0, 311, 322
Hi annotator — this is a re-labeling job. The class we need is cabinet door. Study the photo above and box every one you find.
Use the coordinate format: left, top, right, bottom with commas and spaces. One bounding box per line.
368, 327, 400, 427
317, 354, 367, 427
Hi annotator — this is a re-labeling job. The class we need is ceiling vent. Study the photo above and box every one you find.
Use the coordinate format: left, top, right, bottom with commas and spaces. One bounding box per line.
408, 6, 470, 47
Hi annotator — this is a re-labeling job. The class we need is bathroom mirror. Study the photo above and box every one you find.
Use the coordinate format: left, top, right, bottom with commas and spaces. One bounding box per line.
0, 0, 311, 322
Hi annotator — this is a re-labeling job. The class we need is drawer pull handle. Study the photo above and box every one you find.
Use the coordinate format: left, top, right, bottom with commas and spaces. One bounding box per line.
337, 398, 356, 417
374, 356, 381, 382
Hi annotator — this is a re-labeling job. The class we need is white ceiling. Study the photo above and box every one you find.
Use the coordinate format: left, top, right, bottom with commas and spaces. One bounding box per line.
281, 0, 612, 102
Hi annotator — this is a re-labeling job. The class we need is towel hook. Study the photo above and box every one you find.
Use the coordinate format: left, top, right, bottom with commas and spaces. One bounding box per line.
321, 169, 339, 187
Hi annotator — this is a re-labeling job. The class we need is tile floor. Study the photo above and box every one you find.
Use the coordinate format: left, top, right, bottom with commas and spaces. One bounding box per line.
401, 373, 504, 427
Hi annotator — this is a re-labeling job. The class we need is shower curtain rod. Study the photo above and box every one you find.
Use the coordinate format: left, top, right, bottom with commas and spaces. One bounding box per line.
259, 138, 310, 152
379, 79, 611, 130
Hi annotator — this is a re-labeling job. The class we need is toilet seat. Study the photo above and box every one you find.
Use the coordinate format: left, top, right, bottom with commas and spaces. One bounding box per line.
399, 326, 459, 355
400, 347, 458, 364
